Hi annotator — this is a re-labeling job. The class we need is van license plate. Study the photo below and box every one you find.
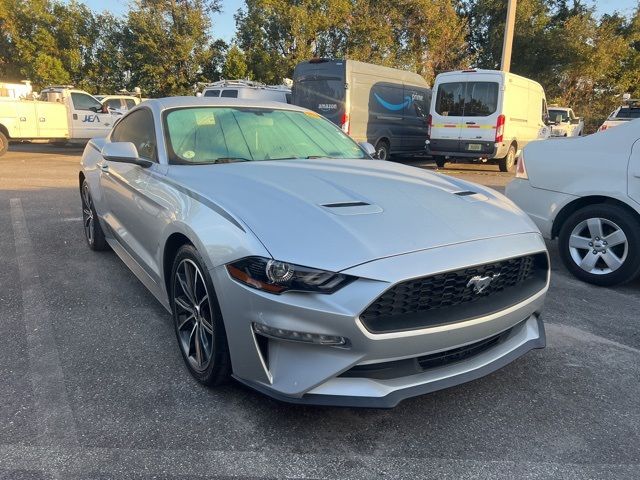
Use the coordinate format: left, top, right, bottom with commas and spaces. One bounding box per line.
467, 144, 482, 151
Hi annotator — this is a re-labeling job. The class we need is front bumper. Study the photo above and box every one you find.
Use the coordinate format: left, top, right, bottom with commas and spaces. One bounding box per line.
212, 232, 549, 407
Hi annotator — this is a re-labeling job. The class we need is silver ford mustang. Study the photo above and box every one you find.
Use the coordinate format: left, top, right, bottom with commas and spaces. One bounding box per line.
79, 97, 549, 407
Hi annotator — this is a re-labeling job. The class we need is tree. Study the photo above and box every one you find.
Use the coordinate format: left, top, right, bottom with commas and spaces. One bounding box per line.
124, 0, 221, 96
222, 45, 248, 79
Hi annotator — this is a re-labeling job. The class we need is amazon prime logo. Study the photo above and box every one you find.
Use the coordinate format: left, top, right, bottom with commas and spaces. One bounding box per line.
467, 273, 500, 294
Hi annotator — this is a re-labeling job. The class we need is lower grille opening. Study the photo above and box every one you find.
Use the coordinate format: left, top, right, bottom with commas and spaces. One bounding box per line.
339, 325, 515, 381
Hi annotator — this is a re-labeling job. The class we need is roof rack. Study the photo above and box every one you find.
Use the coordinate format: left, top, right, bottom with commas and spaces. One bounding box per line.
42, 85, 75, 90
200, 79, 290, 91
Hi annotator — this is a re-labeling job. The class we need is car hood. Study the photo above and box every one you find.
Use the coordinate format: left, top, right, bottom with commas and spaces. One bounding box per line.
168, 159, 539, 272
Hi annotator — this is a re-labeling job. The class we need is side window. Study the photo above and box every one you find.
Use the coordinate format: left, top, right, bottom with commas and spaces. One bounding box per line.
285, 93, 292, 104
404, 87, 429, 118
125, 99, 136, 109
220, 89, 238, 98
71, 92, 102, 111
105, 99, 121, 109
542, 98, 548, 123
110, 109, 157, 161
204, 89, 220, 97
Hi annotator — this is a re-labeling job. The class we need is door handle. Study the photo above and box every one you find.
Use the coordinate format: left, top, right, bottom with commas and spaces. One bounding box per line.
465, 121, 476, 125
73, 114, 78, 120
39, 117, 46, 122
98, 163, 109, 173
19, 117, 27, 122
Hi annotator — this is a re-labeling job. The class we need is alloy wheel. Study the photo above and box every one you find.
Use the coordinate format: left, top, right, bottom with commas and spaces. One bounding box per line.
82, 183, 94, 245
173, 259, 214, 372
568, 217, 628, 275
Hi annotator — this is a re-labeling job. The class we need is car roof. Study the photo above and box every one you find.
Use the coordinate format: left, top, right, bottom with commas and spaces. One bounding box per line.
145, 96, 304, 112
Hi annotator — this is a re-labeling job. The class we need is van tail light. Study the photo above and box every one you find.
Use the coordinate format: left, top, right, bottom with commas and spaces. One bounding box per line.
426, 114, 433, 139
341, 113, 350, 135
515, 150, 528, 179
495, 114, 505, 143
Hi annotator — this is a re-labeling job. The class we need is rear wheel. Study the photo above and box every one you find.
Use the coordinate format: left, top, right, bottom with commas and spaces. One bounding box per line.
498, 144, 516, 173
434, 156, 446, 169
171, 245, 230, 386
0, 132, 8, 157
375, 140, 390, 160
558, 204, 640, 286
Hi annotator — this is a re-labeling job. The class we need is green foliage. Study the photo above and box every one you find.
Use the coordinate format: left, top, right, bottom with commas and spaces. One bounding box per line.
222, 45, 249, 79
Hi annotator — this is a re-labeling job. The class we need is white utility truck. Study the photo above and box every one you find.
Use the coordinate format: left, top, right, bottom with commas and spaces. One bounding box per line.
0, 85, 118, 156
548, 106, 584, 137
427, 69, 551, 172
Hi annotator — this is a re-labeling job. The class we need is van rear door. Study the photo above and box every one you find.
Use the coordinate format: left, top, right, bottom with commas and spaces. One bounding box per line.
459, 79, 500, 154
431, 81, 465, 153
293, 76, 345, 128
402, 86, 430, 152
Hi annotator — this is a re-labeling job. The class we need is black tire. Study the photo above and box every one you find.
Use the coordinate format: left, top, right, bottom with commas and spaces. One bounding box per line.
81, 179, 108, 251
0, 131, 8, 157
51, 141, 68, 147
558, 204, 640, 286
434, 156, 446, 169
375, 140, 390, 160
171, 244, 230, 386
498, 144, 516, 173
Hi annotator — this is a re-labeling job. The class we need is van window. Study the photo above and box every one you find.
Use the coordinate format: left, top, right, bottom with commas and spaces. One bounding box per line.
221, 89, 238, 98
105, 99, 122, 109
125, 99, 137, 109
204, 90, 220, 97
292, 78, 344, 123
435, 81, 498, 117
403, 88, 430, 119
614, 106, 640, 119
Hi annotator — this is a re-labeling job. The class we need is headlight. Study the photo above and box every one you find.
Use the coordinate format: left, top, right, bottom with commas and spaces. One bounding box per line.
226, 256, 356, 294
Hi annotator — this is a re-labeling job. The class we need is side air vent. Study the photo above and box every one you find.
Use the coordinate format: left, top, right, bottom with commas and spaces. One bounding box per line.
322, 201, 370, 208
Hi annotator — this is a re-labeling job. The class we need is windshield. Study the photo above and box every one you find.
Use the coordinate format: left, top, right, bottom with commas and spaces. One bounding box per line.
548, 109, 569, 122
614, 107, 640, 120
164, 107, 366, 164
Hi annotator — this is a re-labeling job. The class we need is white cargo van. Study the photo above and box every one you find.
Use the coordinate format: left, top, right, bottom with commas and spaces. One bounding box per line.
201, 80, 291, 103
0, 85, 117, 156
427, 69, 550, 172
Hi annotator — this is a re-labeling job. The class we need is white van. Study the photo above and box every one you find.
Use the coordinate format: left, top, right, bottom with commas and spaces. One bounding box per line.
201, 80, 291, 103
427, 69, 550, 172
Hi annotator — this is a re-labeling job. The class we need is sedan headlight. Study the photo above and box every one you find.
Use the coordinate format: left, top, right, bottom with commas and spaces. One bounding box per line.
226, 257, 356, 294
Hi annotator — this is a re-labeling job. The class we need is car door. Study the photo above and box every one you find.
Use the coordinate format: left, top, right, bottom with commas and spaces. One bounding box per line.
430, 80, 465, 153
629, 135, 640, 205
98, 107, 162, 277
402, 86, 430, 152
70, 91, 115, 139
460, 80, 500, 153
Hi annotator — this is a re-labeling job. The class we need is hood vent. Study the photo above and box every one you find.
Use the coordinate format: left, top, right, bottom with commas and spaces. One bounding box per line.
454, 190, 489, 203
322, 201, 370, 208
454, 190, 477, 196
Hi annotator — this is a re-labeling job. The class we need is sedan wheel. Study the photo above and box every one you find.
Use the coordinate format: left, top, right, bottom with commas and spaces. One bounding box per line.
171, 245, 230, 385
559, 204, 640, 286
81, 180, 108, 251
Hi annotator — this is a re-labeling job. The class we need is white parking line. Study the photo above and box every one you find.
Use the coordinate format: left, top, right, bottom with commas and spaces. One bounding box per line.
10, 198, 78, 455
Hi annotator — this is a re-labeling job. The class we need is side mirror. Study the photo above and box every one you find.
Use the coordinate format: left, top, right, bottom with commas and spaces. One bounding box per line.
359, 142, 377, 158
101, 142, 152, 167
571, 117, 581, 124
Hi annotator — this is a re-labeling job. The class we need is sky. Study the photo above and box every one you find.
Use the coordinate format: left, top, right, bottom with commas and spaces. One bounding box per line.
80, 0, 637, 43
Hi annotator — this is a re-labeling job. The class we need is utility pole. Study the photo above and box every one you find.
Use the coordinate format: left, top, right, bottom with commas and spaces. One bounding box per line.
500, 0, 517, 72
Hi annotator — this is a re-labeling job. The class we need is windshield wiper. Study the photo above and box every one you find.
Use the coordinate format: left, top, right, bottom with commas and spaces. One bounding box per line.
211, 157, 251, 164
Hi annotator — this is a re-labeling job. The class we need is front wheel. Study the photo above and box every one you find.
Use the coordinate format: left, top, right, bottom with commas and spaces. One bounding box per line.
81, 180, 108, 251
434, 156, 446, 169
171, 245, 230, 386
0, 131, 8, 157
498, 144, 516, 173
558, 204, 640, 286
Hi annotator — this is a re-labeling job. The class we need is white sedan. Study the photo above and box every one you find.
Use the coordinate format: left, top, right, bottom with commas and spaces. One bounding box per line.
506, 119, 640, 286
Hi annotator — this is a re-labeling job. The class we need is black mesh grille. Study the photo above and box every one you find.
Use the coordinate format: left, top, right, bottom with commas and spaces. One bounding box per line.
360, 253, 547, 333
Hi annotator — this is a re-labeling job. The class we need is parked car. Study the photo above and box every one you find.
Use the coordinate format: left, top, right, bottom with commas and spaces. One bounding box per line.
79, 97, 549, 407
201, 80, 291, 103
599, 96, 640, 132
548, 106, 584, 137
0, 85, 117, 156
427, 69, 550, 172
96, 95, 141, 113
292, 58, 431, 160
506, 119, 640, 286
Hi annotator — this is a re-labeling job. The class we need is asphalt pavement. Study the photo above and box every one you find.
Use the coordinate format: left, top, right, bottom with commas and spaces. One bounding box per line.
1, 144, 639, 479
